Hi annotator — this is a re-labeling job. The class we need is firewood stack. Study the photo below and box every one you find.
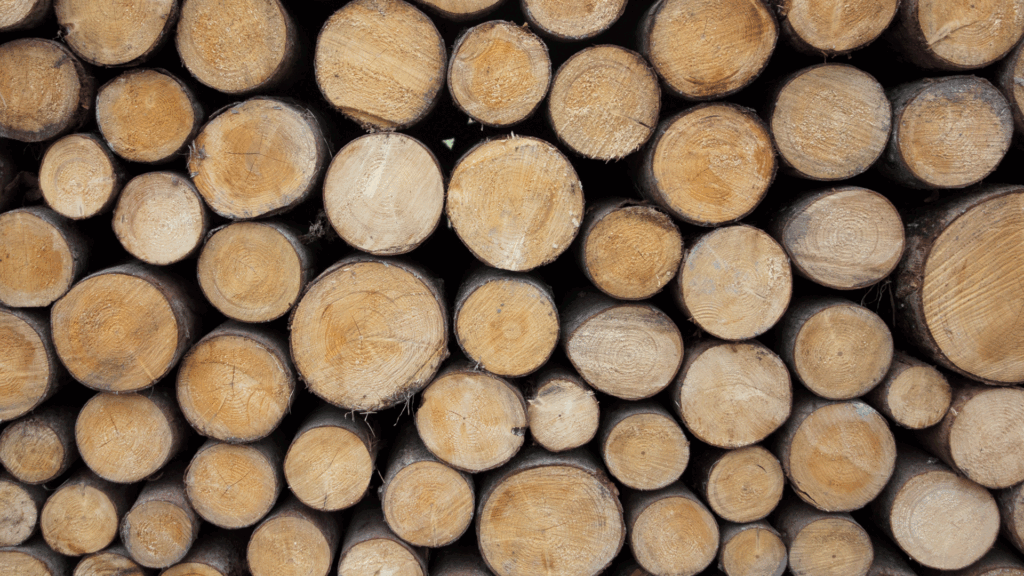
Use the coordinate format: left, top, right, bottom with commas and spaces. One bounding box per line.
3, 0, 1024, 574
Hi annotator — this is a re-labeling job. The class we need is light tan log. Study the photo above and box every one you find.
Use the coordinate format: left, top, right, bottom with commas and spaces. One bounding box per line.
431, 547, 491, 575
161, 530, 246, 576
676, 225, 791, 341
448, 21, 550, 127
41, 469, 137, 556
998, 40, 1024, 135
177, 322, 295, 443
121, 461, 199, 569
562, 293, 683, 400
689, 446, 784, 523
74, 545, 151, 576
863, 352, 951, 429
522, 0, 627, 40
412, 0, 503, 19
525, 367, 599, 453
96, 70, 203, 164
598, 401, 689, 491
54, 0, 176, 66
639, 103, 775, 227
315, 0, 445, 131
338, 506, 428, 576
477, 447, 624, 576
868, 535, 917, 576
717, 521, 787, 576
176, 0, 298, 94
547, 45, 659, 161
283, 405, 376, 512
0, 39, 94, 142
184, 438, 283, 529
0, 0, 50, 32
380, 426, 474, 547
639, 0, 777, 100
889, 0, 1024, 70
0, 406, 77, 484
247, 495, 339, 576
624, 483, 719, 576
323, 133, 444, 256
871, 443, 998, 571
39, 133, 124, 220
771, 393, 896, 512
0, 472, 46, 546
454, 268, 559, 377
0, 538, 70, 576
917, 545, 1024, 576
0, 206, 87, 308
916, 379, 1024, 489
674, 339, 791, 448
999, 482, 1024, 553
773, 498, 872, 576
188, 97, 327, 220
881, 77, 1012, 189
290, 255, 448, 411
0, 307, 64, 422
113, 172, 208, 266
447, 135, 583, 271
775, 0, 898, 55
197, 221, 313, 323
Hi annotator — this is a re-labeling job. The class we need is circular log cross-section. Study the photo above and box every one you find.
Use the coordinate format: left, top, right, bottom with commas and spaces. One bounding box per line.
0, 474, 45, 546
338, 508, 428, 576
324, 133, 444, 256
185, 439, 283, 529
863, 352, 951, 430
247, 497, 339, 576
893, 0, 1024, 70
113, 172, 208, 266
39, 133, 123, 220
0, 540, 68, 576
522, 0, 628, 40
718, 522, 788, 576
121, 463, 200, 569
999, 41, 1024, 134
694, 446, 785, 523
640, 104, 775, 227
73, 547, 146, 576
0, 207, 86, 308
776, 0, 898, 55
291, 256, 448, 412
625, 484, 719, 576
41, 470, 132, 557
0, 407, 76, 484
775, 501, 873, 576
0, 308, 61, 422
412, 0, 503, 19
54, 0, 176, 66
526, 369, 600, 453
0, 0, 50, 32
547, 45, 660, 161
447, 136, 583, 271
599, 402, 689, 491
316, 0, 446, 131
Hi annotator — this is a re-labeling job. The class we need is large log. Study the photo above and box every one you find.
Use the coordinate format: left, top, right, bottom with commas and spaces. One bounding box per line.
121, 461, 200, 568
0, 472, 46, 546
598, 401, 689, 491
40, 468, 137, 556
717, 521, 787, 576
39, 133, 124, 220
54, 0, 177, 66
522, 0, 627, 40
0, 206, 88, 308
624, 483, 719, 576
338, 506, 428, 576
0, 308, 64, 422
247, 495, 339, 576
862, 352, 951, 430
888, 0, 1024, 70
688, 446, 784, 524
775, 0, 898, 55
0, 406, 77, 484
525, 367, 600, 453
113, 172, 209, 266
184, 438, 283, 529
773, 498, 873, 576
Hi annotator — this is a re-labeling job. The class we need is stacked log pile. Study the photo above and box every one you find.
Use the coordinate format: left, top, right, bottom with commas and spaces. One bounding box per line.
3, 0, 1024, 575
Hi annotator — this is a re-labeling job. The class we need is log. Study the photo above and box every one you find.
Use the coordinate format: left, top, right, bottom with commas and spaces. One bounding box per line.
121, 461, 200, 568
0, 0, 50, 32
323, 133, 444, 256
0, 538, 69, 576
315, 0, 446, 131
412, 0, 503, 20
197, 221, 313, 323
765, 187, 904, 290
448, 21, 550, 127
525, 367, 599, 453
0, 39, 94, 142
96, 70, 203, 164
870, 443, 998, 571
772, 498, 873, 576
717, 521, 787, 576
176, 0, 299, 94
247, 495, 339, 576
521, 0, 627, 40
624, 483, 719, 576
0, 307, 64, 422
283, 405, 376, 512
184, 438, 283, 529
453, 268, 559, 377
0, 472, 46, 546
161, 530, 246, 576
290, 255, 448, 411
868, 535, 917, 576
547, 45, 660, 161
113, 172, 209, 266
999, 482, 1024, 553
0, 406, 77, 484
177, 322, 295, 443
675, 225, 792, 341
40, 468, 137, 556
0, 206, 87, 308
447, 135, 583, 272
476, 447, 624, 576
188, 97, 328, 220
598, 401, 689, 491
997, 40, 1024, 136
862, 352, 951, 430
74, 545, 152, 576
688, 446, 784, 524
39, 133, 124, 220
880, 77, 1012, 189
917, 544, 1024, 576
775, 0, 898, 55
639, 103, 775, 227
431, 548, 492, 576
54, 0, 177, 66
774, 296, 894, 400
338, 506, 428, 576
380, 425, 475, 547
562, 293, 683, 400
673, 339, 791, 449
889, 0, 1024, 70
639, 0, 777, 100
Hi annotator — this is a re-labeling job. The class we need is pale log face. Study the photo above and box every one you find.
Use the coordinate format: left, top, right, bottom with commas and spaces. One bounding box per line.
784, 0, 898, 53
788, 518, 872, 576
248, 516, 333, 576
39, 135, 119, 220
0, 551, 49, 576
0, 210, 76, 307
41, 485, 118, 556
603, 412, 689, 490
382, 461, 474, 547
949, 387, 1024, 488
113, 173, 206, 265
524, 0, 627, 39
0, 312, 50, 422
284, 426, 373, 511
0, 39, 85, 142
0, 481, 38, 546
97, 71, 199, 164
76, 393, 175, 483
918, 0, 1024, 68
185, 443, 279, 529
55, 0, 176, 65
630, 496, 718, 576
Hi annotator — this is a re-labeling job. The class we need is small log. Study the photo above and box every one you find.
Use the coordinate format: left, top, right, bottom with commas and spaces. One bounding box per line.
562, 293, 683, 400
624, 483, 719, 576
717, 521, 787, 576
868, 535, 917, 576
477, 447, 624, 576
917, 544, 1024, 576
247, 495, 340, 576
338, 506, 428, 576
447, 135, 583, 271
773, 498, 873, 576
0, 39, 94, 142
431, 547, 492, 576
40, 468, 137, 556
0, 406, 78, 484
862, 352, 951, 429
74, 545, 152, 576
775, 0, 898, 55
380, 426, 474, 547
448, 21, 550, 127
0, 307, 63, 422
0, 472, 46, 546
0, 206, 87, 308
997, 40, 1024, 135
161, 530, 246, 576
639, 103, 775, 227
315, 0, 445, 131
889, 0, 1024, 70
674, 339, 791, 449
323, 133, 444, 256
54, 0, 176, 66
188, 97, 328, 220
197, 221, 313, 324
999, 482, 1024, 553
0, 0, 51, 32
453, 268, 559, 377
689, 446, 784, 523
113, 172, 209, 266
96, 70, 203, 164
39, 133, 124, 220
880, 77, 1012, 189
121, 461, 200, 568
412, 0, 503, 20
639, 0, 777, 100
598, 401, 689, 491
283, 405, 376, 512
0, 538, 70, 576
290, 255, 448, 411
525, 367, 599, 453
675, 225, 792, 341
521, 0, 627, 40
177, 322, 295, 443
547, 45, 659, 161
184, 438, 283, 529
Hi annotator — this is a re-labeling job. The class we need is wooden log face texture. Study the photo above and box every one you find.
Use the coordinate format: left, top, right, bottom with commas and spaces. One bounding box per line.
0, 211, 76, 307
163, 563, 225, 576
39, 135, 119, 220
0, 551, 49, 576
284, 426, 373, 511
720, 526, 787, 576
0, 311, 50, 421
0, 482, 38, 545
583, 206, 682, 300
41, 486, 118, 555
949, 387, 1024, 488
185, 443, 279, 528
604, 412, 689, 490
55, 0, 175, 65
97, 71, 199, 164
76, 393, 175, 482
413, 0, 502, 18
917, 0, 1024, 68
123, 501, 194, 568
74, 551, 146, 576
781, 0, 898, 53
631, 496, 718, 576
249, 516, 333, 576
0, 0, 42, 30
113, 172, 207, 265
339, 539, 425, 576
528, 377, 599, 452
707, 447, 785, 522
788, 518, 872, 576
523, 0, 628, 39
0, 39, 87, 142
383, 461, 475, 547
885, 365, 951, 429
0, 420, 65, 483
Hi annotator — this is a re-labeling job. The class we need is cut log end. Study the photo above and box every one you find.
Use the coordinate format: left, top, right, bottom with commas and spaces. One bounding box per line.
902, 0, 1024, 70
412, 0, 503, 19
705, 447, 785, 523
0, 309, 59, 422
780, 508, 873, 576
0, 545, 64, 576
382, 460, 474, 547
628, 486, 719, 576
40, 474, 123, 556
74, 548, 147, 576
866, 354, 951, 430
947, 386, 1024, 489
0, 0, 51, 32
184, 440, 282, 529
339, 508, 427, 576
122, 497, 198, 569
0, 477, 43, 546
778, 0, 898, 54
0, 39, 93, 142
55, 0, 177, 66
719, 523, 787, 576
0, 208, 84, 308
0, 408, 75, 484
40, 134, 122, 220
522, 0, 627, 40
247, 499, 339, 576
601, 404, 689, 491
283, 408, 375, 512
114, 172, 208, 266
527, 371, 599, 452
